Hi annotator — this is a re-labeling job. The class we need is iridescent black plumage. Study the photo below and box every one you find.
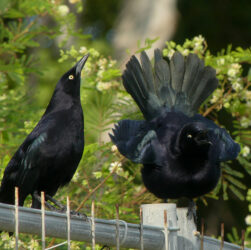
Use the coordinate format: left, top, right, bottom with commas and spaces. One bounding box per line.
0, 54, 89, 208
110, 50, 240, 199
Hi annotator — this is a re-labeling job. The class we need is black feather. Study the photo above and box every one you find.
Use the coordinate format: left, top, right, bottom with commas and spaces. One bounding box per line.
0, 54, 89, 208
110, 50, 240, 200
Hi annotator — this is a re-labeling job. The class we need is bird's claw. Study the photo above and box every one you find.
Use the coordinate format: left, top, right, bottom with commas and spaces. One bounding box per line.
69, 210, 88, 220
186, 200, 197, 224
44, 195, 87, 220
32, 192, 87, 220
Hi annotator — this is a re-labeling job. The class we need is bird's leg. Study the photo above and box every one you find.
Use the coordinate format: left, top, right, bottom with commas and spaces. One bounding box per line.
32, 191, 58, 211
45, 194, 87, 220
45, 194, 65, 211
32, 191, 87, 219
187, 200, 197, 223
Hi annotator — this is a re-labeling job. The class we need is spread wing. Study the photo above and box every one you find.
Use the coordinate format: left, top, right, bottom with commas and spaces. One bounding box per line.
110, 120, 167, 165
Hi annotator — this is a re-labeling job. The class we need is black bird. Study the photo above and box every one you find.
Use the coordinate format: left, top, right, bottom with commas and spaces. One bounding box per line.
0, 54, 89, 210
110, 50, 240, 203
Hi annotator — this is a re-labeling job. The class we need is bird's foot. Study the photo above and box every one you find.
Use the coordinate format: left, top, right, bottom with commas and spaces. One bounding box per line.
70, 210, 87, 220
186, 200, 197, 224
45, 194, 87, 220
45, 194, 65, 210
32, 192, 87, 220
32, 191, 59, 211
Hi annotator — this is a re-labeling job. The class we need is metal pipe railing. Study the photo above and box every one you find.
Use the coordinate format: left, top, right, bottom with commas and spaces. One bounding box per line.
0, 202, 165, 249
0, 202, 249, 250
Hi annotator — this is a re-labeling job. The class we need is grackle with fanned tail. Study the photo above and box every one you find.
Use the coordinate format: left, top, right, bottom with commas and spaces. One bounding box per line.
110, 50, 240, 211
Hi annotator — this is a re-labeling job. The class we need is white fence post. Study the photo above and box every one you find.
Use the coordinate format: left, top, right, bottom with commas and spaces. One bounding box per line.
176, 208, 199, 250
141, 203, 179, 250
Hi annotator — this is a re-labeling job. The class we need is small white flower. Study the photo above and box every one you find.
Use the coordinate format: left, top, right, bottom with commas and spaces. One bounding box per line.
232, 78, 243, 91
194, 35, 205, 44
194, 42, 200, 47
109, 161, 122, 173
97, 70, 104, 78
210, 89, 222, 104
98, 58, 108, 67
245, 215, 251, 225
29, 239, 40, 249
111, 145, 118, 152
96, 82, 112, 91
79, 46, 87, 54
232, 82, 242, 91
217, 58, 225, 66
242, 146, 250, 157
167, 49, 175, 59
232, 63, 241, 70
227, 63, 241, 78
240, 117, 250, 128
182, 49, 190, 56
227, 68, 236, 78
108, 60, 117, 67
93, 171, 102, 179
58, 5, 70, 16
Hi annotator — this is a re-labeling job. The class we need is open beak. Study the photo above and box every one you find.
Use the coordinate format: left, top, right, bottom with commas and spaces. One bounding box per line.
76, 54, 89, 76
194, 130, 212, 146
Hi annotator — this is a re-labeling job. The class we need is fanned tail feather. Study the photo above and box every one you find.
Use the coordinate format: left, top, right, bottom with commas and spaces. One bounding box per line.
122, 49, 219, 120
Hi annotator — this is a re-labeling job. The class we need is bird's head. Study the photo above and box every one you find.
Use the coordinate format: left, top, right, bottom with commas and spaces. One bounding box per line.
177, 123, 212, 156
57, 54, 89, 96
44, 54, 89, 114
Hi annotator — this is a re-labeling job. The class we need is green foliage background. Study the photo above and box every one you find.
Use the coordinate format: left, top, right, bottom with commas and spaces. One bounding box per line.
0, 0, 250, 248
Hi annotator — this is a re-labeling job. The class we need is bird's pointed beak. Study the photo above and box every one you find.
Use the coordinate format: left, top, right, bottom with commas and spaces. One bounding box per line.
76, 54, 89, 76
194, 130, 212, 146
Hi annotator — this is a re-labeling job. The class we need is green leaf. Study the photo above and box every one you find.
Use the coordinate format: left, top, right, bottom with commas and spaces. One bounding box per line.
223, 181, 228, 200
4, 9, 25, 18
248, 67, 251, 82
102, 69, 121, 81
225, 175, 246, 189
228, 184, 245, 200
223, 165, 244, 178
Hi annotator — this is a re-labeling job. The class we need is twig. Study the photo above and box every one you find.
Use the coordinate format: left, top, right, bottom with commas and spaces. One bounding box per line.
123, 187, 147, 207
76, 162, 121, 212
82, 169, 93, 190
203, 87, 232, 117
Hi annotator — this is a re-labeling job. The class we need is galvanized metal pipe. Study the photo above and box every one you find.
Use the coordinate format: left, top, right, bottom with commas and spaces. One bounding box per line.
0, 203, 165, 250
0, 202, 249, 250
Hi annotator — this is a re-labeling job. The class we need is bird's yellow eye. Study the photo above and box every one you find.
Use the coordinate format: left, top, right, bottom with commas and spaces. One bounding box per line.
69, 75, 74, 80
187, 134, 192, 138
